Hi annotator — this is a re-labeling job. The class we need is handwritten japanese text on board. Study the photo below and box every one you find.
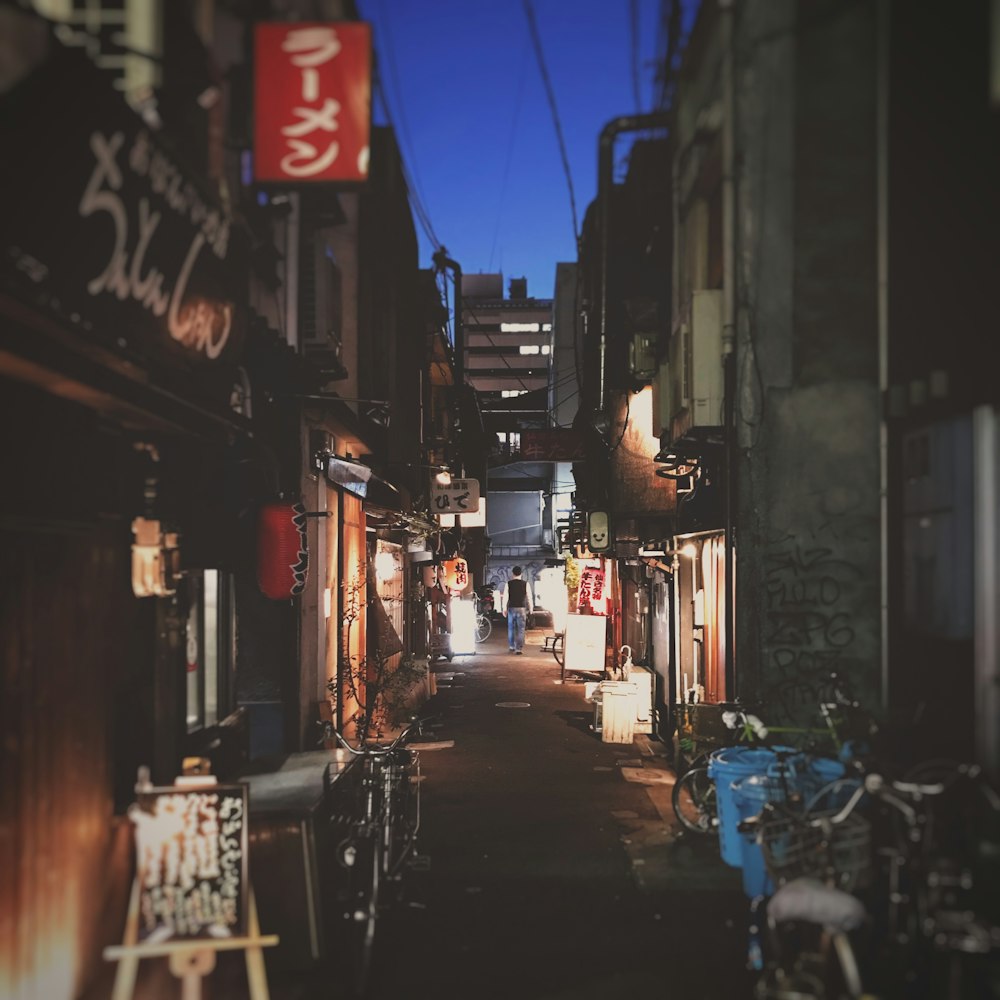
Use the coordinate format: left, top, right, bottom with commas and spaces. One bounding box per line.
130, 784, 248, 941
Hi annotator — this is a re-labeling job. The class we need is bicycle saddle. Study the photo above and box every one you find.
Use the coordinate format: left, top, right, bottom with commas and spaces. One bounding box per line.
768, 878, 866, 932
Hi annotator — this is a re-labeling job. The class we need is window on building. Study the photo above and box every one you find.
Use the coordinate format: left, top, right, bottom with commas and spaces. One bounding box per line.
186, 569, 235, 732
499, 431, 521, 452
519, 345, 540, 355
501, 322, 540, 332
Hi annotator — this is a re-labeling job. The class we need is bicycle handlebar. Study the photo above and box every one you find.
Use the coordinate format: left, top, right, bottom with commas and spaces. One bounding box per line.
719, 673, 861, 742
323, 715, 437, 756
820, 766, 972, 827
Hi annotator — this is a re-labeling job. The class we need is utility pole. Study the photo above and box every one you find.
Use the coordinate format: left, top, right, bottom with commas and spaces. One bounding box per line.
432, 247, 463, 389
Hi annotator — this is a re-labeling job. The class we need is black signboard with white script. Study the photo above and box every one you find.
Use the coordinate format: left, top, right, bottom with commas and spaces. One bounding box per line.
0, 36, 246, 375
129, 783, 249, 942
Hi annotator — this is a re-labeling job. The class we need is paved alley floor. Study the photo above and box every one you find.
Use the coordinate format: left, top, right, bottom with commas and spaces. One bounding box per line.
340, 627, 750, 1000
198, 627, 755, 1000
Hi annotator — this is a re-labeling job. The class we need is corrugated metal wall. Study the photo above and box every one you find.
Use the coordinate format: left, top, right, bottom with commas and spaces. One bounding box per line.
0, 527, 127, 999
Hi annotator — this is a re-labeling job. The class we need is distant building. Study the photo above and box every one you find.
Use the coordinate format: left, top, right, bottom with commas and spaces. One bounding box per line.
461, 275, 560, 604
461, 274, 553, 456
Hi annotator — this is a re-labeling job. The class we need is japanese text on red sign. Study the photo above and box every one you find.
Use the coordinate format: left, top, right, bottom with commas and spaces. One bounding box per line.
578, 568, 608, 615
254, 23, 371, 183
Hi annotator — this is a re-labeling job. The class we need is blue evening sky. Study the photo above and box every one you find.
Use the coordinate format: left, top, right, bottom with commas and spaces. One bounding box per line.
357, 0, 690, 300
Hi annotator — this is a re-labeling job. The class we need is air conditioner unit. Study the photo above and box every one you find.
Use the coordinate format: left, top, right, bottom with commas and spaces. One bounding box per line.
664, 289, 723, 442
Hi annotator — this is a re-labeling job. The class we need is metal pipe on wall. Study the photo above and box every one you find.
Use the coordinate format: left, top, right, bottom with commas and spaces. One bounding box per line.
877, 0, 891, 709
596, 111, 671, 415
720, 0, 737, 699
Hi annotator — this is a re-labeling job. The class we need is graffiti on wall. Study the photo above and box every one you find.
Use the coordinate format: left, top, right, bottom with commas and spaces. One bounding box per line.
760, 486, 877, 722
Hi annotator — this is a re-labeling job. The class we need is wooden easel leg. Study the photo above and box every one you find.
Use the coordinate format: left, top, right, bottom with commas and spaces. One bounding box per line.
169, 948, 215, 1000
244, 888, 271, 1000
111, 878, 142, 1000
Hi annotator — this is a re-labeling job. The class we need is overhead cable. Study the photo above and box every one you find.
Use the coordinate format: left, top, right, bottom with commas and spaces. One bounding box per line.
521, 0, 580, 245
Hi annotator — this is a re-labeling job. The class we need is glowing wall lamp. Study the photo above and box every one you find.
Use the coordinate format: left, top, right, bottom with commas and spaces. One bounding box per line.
374, 549, 398, 582
131, 518, 180, 597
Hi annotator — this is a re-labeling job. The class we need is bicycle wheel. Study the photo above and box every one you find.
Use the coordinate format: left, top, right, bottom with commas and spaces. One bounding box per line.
552, 633, 564, 667
672, 765, 717, 835
475, 613, 492, 642
385, 754, 419, 879
349, 831, 380, 997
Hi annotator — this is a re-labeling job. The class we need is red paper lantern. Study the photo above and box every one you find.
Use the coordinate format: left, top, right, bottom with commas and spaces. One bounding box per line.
257, 501, 309, 599
439, 557, 469, 595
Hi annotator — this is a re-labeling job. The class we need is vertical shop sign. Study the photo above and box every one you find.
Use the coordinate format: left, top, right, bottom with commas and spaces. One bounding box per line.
578, 567, 608, 615
253, 22, 372, 183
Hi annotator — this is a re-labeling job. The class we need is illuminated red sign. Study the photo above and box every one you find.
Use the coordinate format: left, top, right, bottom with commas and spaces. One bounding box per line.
253, 22, 371, 183
521, 429, 587, 461
578, 567, 608, 615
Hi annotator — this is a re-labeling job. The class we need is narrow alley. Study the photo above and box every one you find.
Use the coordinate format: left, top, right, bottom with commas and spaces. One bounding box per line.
3, 3, 1000, 999
250, 625, 753, 1000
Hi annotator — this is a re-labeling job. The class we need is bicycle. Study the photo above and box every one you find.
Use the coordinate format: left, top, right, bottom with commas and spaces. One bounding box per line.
747, 760, 1000, 1000
671, 677, 875, 837
322, 716, 433, 996
746, 785, 872, 1000
857, 761, 1000, 1000
473, 594, 492, 642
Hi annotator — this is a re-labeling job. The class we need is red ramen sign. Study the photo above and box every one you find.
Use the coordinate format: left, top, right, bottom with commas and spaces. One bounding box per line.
253, 22, 372, 183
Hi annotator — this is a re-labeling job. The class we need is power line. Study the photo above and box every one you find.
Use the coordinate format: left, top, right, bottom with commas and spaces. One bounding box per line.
364, 5, 443, 253
630, 0, 643, 113
374, 0, 429, 211
521, 0, 580, 245
488, 42, 529, 274
371, 65, 441, 250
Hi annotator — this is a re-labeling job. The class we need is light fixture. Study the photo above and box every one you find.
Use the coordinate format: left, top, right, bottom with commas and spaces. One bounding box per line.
392, 461, 453, 484
591, 410, 610, 436
315, 452, 400, 498
267, 391, 391, 427
131, 518, 180, 597
374, 550, 398, 581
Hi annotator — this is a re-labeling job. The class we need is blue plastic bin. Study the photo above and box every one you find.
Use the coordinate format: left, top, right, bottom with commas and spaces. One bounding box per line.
707, 746, 800, 867
800, 756, 846, 800
732, 758, 850, 898
732, 772, 798, 897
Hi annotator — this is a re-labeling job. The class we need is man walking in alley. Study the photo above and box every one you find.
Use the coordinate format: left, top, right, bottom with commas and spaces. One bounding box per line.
500, 565, 533, 654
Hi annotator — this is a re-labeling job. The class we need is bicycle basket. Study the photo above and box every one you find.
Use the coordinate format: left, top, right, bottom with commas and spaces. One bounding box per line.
758, 809, 871, 891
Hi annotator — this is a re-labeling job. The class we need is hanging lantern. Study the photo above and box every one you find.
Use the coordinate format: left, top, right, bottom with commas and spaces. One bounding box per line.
439, 557, 469, 595
257, 501, 308, 599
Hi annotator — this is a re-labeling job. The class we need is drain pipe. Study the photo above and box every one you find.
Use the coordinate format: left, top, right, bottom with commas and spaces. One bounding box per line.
721, 0, 737, 697
597, 111, 671, 416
